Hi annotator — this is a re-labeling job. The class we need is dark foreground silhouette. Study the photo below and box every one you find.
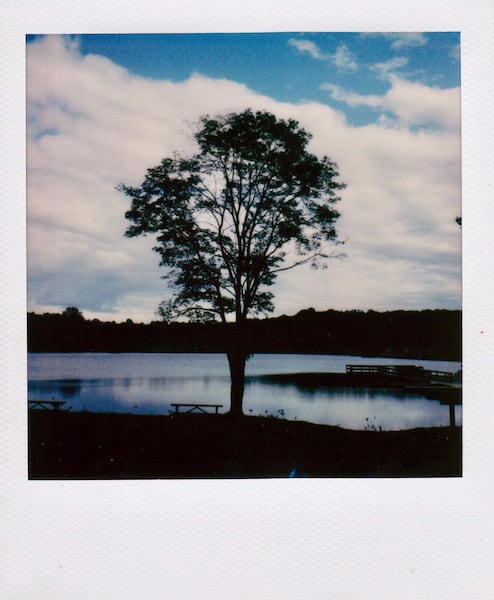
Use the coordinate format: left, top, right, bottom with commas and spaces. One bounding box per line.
29, 411, 461, 479
27, 308, 461, 361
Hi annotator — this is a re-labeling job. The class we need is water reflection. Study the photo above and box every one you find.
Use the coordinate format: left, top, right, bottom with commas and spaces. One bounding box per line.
59, 379, 82, 398
28, 353, 462, 430
244, 378, 459, 430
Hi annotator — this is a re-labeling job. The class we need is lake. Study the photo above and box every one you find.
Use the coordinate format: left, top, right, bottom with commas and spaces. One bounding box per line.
28, 353, 462, 430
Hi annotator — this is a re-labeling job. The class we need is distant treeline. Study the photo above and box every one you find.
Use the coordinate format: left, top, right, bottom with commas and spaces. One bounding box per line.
27, 308, 461, 361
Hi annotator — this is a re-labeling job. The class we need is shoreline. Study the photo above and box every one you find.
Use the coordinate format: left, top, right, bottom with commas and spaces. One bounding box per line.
29, 410, 462, 479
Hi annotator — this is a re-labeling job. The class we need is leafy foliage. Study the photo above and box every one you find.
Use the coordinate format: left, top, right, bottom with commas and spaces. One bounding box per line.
61, 306, 84, 320
119, 109, 345, 323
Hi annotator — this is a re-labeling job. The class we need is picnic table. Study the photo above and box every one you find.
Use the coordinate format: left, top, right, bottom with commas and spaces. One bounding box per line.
28, 400, 67, 411
170, 403, 223, 415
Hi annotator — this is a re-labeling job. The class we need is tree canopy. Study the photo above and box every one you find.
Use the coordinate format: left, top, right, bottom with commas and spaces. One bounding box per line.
119, 109, 345, 416
119, 109, 345, 325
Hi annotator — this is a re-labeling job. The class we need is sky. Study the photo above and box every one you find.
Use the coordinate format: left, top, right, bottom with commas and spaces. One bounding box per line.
26, 32, 462, 322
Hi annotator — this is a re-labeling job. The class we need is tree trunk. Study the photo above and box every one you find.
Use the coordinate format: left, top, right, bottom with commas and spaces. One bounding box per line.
227, 349, 247, 417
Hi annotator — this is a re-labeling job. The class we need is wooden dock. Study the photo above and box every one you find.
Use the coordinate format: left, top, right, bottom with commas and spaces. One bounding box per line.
346, 364, 461, 428
346, 364, 454, 384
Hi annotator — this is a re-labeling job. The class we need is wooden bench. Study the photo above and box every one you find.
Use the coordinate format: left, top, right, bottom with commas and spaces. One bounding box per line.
29, 400, 67, 411
170, 403, 223, 415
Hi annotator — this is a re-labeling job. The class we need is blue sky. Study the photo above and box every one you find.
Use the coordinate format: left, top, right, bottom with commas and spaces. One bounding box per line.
26, 32, 462, 322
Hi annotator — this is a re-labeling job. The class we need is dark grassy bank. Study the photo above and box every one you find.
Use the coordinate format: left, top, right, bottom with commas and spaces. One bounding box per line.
29, 411, 461, 479
27, 308, 461, 360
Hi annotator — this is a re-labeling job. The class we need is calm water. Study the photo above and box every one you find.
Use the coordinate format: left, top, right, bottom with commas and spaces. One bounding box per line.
28, 353, 462, 431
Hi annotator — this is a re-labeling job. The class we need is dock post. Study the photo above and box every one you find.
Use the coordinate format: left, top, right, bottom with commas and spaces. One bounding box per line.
449, 402, 456, 428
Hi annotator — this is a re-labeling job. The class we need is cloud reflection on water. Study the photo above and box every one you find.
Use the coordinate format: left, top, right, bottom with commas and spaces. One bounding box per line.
28, 374, 460, 430
28, 353, 461, 429
244, 378, 458, 430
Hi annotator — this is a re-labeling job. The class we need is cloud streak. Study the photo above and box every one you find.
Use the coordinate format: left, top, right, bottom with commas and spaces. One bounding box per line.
388, 33, 428, 49
288, 38, 358, 71
378, 33, 429, 50
370, 56, 409, 77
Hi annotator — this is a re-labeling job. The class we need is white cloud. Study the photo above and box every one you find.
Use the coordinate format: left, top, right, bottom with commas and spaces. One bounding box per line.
27, 36, 461, 322
288, 38, 358, 71
322, 83, 381, 109
450, 43, 460, 61
288, 38, 326, 60
321, 75, 460, 132
370, 56, 408, 77
333, 44, 358, 71
382, 33, 428, 50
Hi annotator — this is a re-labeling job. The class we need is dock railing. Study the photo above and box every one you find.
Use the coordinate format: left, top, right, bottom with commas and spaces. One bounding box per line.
346, 365, 453, 384
428, 370, 454, 383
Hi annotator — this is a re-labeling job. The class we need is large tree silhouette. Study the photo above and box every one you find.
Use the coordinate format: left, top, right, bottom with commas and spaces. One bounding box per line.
119, 109, 345, 416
